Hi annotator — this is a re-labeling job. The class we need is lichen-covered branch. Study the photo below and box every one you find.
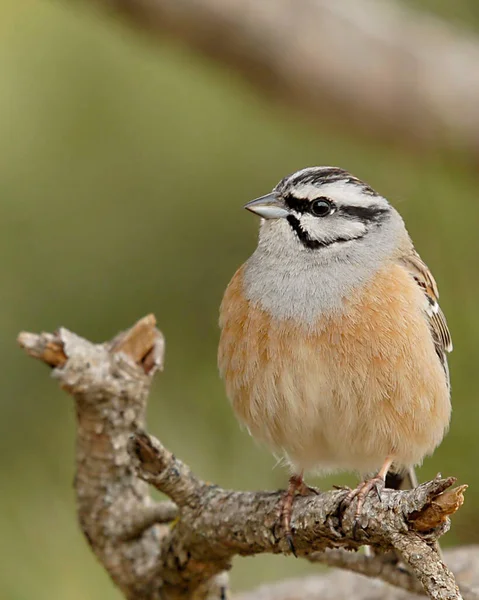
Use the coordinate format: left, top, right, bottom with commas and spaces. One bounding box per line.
18, 316, 472, 600
83, 0, 479, 157
20, 316, 170, 599
130, 430, 467, 600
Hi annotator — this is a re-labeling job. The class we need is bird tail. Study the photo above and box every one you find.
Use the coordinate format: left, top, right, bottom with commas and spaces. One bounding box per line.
385, 466, 418, 491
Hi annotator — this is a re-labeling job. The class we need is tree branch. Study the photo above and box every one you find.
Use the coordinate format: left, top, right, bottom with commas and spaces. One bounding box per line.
82, 0, 479, 158
18, 316, 472, 600
130, 429, 467, 600
310, 548, 426, 595
238, 545, 479, 600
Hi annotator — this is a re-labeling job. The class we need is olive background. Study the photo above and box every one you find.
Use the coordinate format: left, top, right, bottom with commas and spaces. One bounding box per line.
1, 1, 478, 598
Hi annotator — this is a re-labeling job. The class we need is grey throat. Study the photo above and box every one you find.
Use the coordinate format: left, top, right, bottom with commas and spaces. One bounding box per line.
243, 204, 407, 326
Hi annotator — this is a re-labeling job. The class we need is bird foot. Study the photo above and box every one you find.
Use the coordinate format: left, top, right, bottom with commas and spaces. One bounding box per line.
342, 475, 385, 525
276, 474, 320, 556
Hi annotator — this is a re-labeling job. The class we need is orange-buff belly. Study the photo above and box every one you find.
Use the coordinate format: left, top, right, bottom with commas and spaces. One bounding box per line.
218, 263, 451, 474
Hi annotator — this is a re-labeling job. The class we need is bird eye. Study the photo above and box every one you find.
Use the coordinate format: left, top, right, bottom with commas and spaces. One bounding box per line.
310, 198, 332, 217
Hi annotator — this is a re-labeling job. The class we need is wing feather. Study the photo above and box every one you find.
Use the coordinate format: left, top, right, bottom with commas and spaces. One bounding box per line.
399, 249, 453, 366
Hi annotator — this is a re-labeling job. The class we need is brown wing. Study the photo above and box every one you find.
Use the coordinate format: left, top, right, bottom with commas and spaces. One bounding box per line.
400, 249, 452, 379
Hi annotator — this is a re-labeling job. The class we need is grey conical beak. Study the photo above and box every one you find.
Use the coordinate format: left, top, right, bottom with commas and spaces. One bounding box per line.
244, 193, 289, 219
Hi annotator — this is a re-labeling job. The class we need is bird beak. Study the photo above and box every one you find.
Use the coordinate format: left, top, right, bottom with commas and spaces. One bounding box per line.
244, 194, 289, 219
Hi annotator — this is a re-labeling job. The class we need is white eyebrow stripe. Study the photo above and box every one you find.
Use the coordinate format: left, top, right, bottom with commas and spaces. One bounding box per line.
289, 183, 329, 200
289, 181, 388, 210
318, 181, 373, 206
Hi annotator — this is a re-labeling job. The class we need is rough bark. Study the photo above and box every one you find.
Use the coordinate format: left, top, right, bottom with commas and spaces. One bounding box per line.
239, 545, 479, 600
81, 0, 479, 157
18, 316, 473, 600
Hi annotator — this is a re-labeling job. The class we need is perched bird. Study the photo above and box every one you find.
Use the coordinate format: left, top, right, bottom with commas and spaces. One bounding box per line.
218, 166, 452, 543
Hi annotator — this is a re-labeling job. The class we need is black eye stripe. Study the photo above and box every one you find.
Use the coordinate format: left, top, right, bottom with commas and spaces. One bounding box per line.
284, 195, 335, 215
339, 205, 389, 223
283, 194, 310, 213
284, 193, 389, 223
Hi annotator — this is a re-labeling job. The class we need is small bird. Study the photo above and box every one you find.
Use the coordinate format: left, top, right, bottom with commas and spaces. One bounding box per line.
218, 166, 452, 544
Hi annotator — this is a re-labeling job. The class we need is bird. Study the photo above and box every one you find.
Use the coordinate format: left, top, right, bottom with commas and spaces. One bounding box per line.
218, 166, 452, 546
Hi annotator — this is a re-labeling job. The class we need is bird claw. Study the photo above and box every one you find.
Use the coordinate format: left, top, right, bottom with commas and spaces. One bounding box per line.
352, 519, 362, 539
277, 474, 320, 555
373, 480, 383, 502
341, 475, 386, 529
286, 533, 297, 557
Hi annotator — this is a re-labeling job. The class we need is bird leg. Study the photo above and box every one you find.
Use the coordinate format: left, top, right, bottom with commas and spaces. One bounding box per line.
343, 457, 393, 523
277, 471, 319, 555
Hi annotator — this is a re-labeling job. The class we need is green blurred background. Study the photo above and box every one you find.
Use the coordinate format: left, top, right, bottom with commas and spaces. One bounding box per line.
1, 0, 478, 598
